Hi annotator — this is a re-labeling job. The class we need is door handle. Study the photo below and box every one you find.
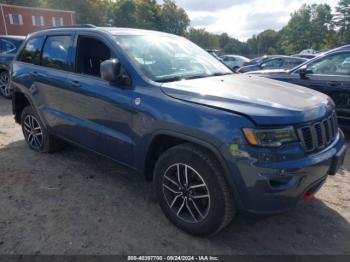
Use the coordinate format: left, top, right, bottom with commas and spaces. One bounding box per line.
30, 71, 39, 77
70, 80, 81, 88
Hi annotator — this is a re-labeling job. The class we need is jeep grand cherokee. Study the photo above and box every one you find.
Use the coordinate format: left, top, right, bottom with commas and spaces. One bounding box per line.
10, 25, 346, 236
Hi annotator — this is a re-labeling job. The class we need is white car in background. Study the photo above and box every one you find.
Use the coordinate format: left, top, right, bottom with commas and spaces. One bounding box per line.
221, 55, 250, 71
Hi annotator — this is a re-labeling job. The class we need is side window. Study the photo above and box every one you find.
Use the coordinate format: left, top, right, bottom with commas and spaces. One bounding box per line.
1, 39, 17, 54
20, 36, 45, 65
308, 52, 350, 76
288, 58, 303, 67
261, 59, 282, 69
76, 36, 113, 77
41, 35, 73, 71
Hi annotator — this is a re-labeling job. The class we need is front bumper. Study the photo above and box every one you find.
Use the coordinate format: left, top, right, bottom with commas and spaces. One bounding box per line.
220, 129, 346, 214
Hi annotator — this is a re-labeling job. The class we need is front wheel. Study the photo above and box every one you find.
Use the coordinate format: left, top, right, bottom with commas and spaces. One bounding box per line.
0, 71, 11, 98
154, 144, 236, 236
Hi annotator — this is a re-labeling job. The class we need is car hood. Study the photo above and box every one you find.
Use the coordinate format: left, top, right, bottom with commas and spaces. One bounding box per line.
160, 74, 332, 125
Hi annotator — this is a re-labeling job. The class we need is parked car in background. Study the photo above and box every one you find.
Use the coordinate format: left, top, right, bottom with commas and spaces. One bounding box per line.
247, 45, 350, 126
221, 55, 250, 71
292, 54, 317, 59
245, 55, 280, 66
0, 35, 25, 98
11, 26, 346, 236
238, 56, 306, 73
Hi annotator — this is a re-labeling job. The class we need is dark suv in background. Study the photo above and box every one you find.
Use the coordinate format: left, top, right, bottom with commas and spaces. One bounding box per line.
10, 26, 346, 235
237, 56, 306, 73
0, 35, 25, 98
247, 45, 350, 127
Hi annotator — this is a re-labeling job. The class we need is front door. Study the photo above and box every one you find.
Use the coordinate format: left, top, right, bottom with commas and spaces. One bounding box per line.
57, 34, 136, 166
288, 51, 350, 123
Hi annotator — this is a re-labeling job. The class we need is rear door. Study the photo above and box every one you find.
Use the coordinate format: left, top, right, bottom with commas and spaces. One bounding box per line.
32, 34, 75, 130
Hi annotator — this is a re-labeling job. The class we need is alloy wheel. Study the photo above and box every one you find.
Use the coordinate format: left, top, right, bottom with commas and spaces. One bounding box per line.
0, 72, 10, 97
162, 163, 210, 223
23, 115, 43, 150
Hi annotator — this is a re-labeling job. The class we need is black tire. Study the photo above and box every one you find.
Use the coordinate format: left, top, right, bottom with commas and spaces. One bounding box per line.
154, 143, 236, 236
0, 71, 11, 98
21, 106, 64, 153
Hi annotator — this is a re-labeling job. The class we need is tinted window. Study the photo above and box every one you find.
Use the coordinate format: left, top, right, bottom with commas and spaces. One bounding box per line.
261, 59, 282, 69
20, 37, 44, 64
224, 57, 235, 62
283, 58, 304, 68
308, 52, 350, 76
42, 36, 73, 71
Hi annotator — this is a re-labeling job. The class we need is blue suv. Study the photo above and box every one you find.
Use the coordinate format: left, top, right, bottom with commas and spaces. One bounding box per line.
0, 35, 25, 98
10, 25, 347, 235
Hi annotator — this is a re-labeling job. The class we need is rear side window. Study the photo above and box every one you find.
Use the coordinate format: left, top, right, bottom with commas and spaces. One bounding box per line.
20, 36, 44, 65
41, 35, 73, 71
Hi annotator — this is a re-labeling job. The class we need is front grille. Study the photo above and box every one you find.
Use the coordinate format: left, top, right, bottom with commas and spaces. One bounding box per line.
297, 113, 338, 152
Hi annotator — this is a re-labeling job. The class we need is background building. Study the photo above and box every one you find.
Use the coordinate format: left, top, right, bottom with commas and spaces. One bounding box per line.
0, 4, 75, 36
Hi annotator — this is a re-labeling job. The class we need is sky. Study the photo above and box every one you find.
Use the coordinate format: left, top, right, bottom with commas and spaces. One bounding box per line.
171, 0, 340, 41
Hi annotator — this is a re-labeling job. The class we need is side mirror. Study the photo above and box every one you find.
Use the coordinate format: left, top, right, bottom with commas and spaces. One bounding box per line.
100, 58, 131, 86
299, 65, 313, 79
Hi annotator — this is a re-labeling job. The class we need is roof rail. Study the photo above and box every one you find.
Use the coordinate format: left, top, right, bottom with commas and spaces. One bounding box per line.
47, 24, 96, 29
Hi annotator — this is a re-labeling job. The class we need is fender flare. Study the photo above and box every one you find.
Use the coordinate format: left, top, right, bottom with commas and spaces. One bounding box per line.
142, 129, 242, 208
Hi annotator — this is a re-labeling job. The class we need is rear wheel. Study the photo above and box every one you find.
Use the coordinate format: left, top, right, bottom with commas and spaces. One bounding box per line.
21, 106, 64, 153
154, 143, 236, 236
0, 71, 11, 98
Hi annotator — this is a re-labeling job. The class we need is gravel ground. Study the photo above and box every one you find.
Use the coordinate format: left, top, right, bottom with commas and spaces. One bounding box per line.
0, 95, 349, 255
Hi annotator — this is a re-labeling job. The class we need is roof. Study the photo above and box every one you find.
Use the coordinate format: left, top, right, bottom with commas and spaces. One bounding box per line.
0, 3, 75, 13
221, 54, 249, 59
333, 45, 350, 51
31, 25, 179, 38
99, 27, 177, 37
0, 35, 26, 40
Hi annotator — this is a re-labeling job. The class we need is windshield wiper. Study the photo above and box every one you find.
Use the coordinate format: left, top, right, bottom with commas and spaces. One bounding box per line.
156, 76, 185, 83
156, 72, 233, 83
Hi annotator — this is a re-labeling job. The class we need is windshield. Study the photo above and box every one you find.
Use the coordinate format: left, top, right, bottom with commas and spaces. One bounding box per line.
114, 34, 232, 82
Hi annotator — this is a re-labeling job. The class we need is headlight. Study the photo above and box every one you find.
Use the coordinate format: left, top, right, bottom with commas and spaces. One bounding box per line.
242, 126, 297, 147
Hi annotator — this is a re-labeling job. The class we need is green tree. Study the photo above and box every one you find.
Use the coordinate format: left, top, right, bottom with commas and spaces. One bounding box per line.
134, 0, 160, 30
108, 0, 138, 27
335, 0, 350, 44
45, 0, 108, 25
277, 3, 334, 54
255, 30, 279, 55
186, 28, 219, 50
158, 0, 189, 35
